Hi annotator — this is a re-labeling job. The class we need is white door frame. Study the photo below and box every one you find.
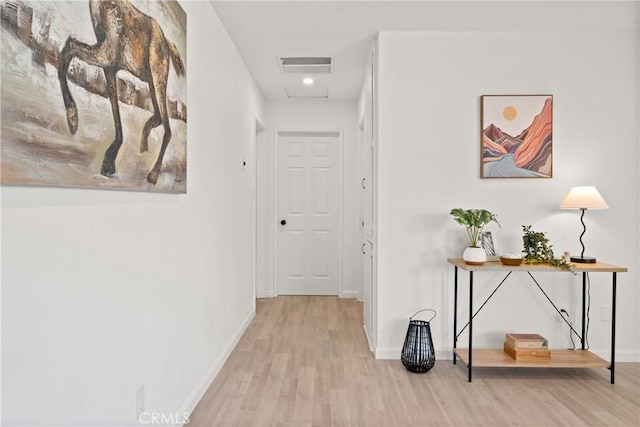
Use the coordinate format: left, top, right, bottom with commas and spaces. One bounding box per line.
253, 117, 265, 301
273, 129, 343, 296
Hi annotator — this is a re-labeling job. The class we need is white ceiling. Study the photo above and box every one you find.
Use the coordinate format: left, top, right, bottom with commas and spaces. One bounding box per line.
210, 0, 638, 101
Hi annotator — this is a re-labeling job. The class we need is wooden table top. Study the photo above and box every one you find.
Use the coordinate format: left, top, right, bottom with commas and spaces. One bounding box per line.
447, 258, 628, 273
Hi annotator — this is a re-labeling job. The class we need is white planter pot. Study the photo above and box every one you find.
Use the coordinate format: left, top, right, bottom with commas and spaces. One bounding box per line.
463, 246, 486, 265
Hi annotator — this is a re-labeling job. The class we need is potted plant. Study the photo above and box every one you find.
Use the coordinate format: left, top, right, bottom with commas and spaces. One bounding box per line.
450, 208, 500, 265
521, 225, 571, 270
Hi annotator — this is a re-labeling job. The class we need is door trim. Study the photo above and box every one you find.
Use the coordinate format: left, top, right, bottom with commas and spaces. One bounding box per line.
253, 117, 265, 301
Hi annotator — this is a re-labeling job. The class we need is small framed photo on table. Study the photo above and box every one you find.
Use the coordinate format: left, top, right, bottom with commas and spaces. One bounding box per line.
481, 231, 499, 261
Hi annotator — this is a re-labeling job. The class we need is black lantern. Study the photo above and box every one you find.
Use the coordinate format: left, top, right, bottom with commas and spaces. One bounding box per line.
401, 309, 436, 373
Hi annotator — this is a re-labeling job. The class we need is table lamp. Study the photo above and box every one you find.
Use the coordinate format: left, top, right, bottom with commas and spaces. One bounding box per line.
559, 186, 609, 263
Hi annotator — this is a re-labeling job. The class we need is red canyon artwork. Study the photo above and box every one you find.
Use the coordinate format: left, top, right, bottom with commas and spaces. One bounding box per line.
481, 95, 552, 178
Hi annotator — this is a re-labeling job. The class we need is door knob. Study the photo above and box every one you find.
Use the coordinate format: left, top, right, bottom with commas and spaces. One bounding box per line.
280, 219, 286, 225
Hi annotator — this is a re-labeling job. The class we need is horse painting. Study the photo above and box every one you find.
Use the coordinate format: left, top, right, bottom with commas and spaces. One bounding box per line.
58, 0, 185, 185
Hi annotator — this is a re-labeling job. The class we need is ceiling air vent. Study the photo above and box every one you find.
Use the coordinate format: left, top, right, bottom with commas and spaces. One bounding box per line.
279, 57, 333, 74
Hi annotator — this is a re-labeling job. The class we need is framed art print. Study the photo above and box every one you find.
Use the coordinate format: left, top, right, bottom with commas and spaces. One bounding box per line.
481, 95, 552, 179
1, 0, 187, 193
480, 231, 499, 261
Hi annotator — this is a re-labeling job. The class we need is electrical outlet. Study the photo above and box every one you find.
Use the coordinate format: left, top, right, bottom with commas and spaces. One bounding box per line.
135, 384, 145, 422
601, 305, 612, 322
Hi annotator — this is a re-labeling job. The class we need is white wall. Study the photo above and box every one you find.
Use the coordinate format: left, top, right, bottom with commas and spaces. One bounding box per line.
374, 23, 639, 360
257, 100, 360, 299
1, 2, 264, 425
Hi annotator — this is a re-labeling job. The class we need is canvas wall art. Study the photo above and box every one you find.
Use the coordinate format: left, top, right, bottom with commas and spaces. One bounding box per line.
1, 0, 187, 193
481, 95, 552, 179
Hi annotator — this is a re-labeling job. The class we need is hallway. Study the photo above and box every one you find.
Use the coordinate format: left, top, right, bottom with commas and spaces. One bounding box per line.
188, 297, 639, 426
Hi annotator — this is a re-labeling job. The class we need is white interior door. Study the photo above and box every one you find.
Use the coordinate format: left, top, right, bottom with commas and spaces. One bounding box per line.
276, 131, 341, 295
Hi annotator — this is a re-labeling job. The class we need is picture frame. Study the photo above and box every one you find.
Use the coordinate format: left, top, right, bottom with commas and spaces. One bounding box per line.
1, 1, 187, 193
480, 231, 499, 261
481, 95, 553, 179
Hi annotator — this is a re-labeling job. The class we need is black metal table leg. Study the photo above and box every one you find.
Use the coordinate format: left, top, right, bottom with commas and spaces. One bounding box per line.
611, 272, 617, 384
453, 266, 458, 364
468, 271, 473, 382
581, 272, 587, 349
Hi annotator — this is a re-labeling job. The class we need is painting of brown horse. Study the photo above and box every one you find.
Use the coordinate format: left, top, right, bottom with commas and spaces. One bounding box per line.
58, 0, 185, 185
1, 0, 187, 192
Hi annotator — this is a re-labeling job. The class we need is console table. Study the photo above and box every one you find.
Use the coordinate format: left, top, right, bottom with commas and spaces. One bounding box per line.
448, 258, 627, 383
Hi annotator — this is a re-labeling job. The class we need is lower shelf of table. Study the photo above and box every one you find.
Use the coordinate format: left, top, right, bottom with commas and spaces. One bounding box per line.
453, 348, 610, 368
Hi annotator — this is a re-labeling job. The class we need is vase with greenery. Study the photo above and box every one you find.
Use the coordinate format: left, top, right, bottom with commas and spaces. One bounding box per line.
450, 208, 500, 264
521, 225, 571, 270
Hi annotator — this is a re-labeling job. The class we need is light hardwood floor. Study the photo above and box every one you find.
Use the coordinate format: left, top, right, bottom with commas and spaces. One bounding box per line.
188, 296, 640, 426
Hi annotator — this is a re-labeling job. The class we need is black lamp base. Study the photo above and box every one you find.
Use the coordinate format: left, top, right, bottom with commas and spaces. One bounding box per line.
570, 255, 597, 264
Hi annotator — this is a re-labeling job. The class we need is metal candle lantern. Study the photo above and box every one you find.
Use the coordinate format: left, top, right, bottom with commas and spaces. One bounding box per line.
401, 309, 436, 373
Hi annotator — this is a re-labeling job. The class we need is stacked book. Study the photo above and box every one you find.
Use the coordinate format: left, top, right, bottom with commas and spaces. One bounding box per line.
504, 333, 550, 360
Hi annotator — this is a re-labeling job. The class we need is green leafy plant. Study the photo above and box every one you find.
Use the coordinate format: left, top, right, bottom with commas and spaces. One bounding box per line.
521, 225, 571, 270
450, 208, 500, 247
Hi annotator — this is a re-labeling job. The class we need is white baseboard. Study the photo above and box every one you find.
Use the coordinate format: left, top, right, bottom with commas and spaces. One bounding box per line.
592, 349, 640, 363
374, 347, 399, 360
617, 352, 640, 362
362, 324, 374, 353
256, 289, 276, 298
258, 291, 359, 299
177, 308, 256, 426
339, 291, 358, 299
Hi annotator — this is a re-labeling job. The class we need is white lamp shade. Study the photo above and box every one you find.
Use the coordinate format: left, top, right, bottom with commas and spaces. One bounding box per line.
559, 186, 609, 210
